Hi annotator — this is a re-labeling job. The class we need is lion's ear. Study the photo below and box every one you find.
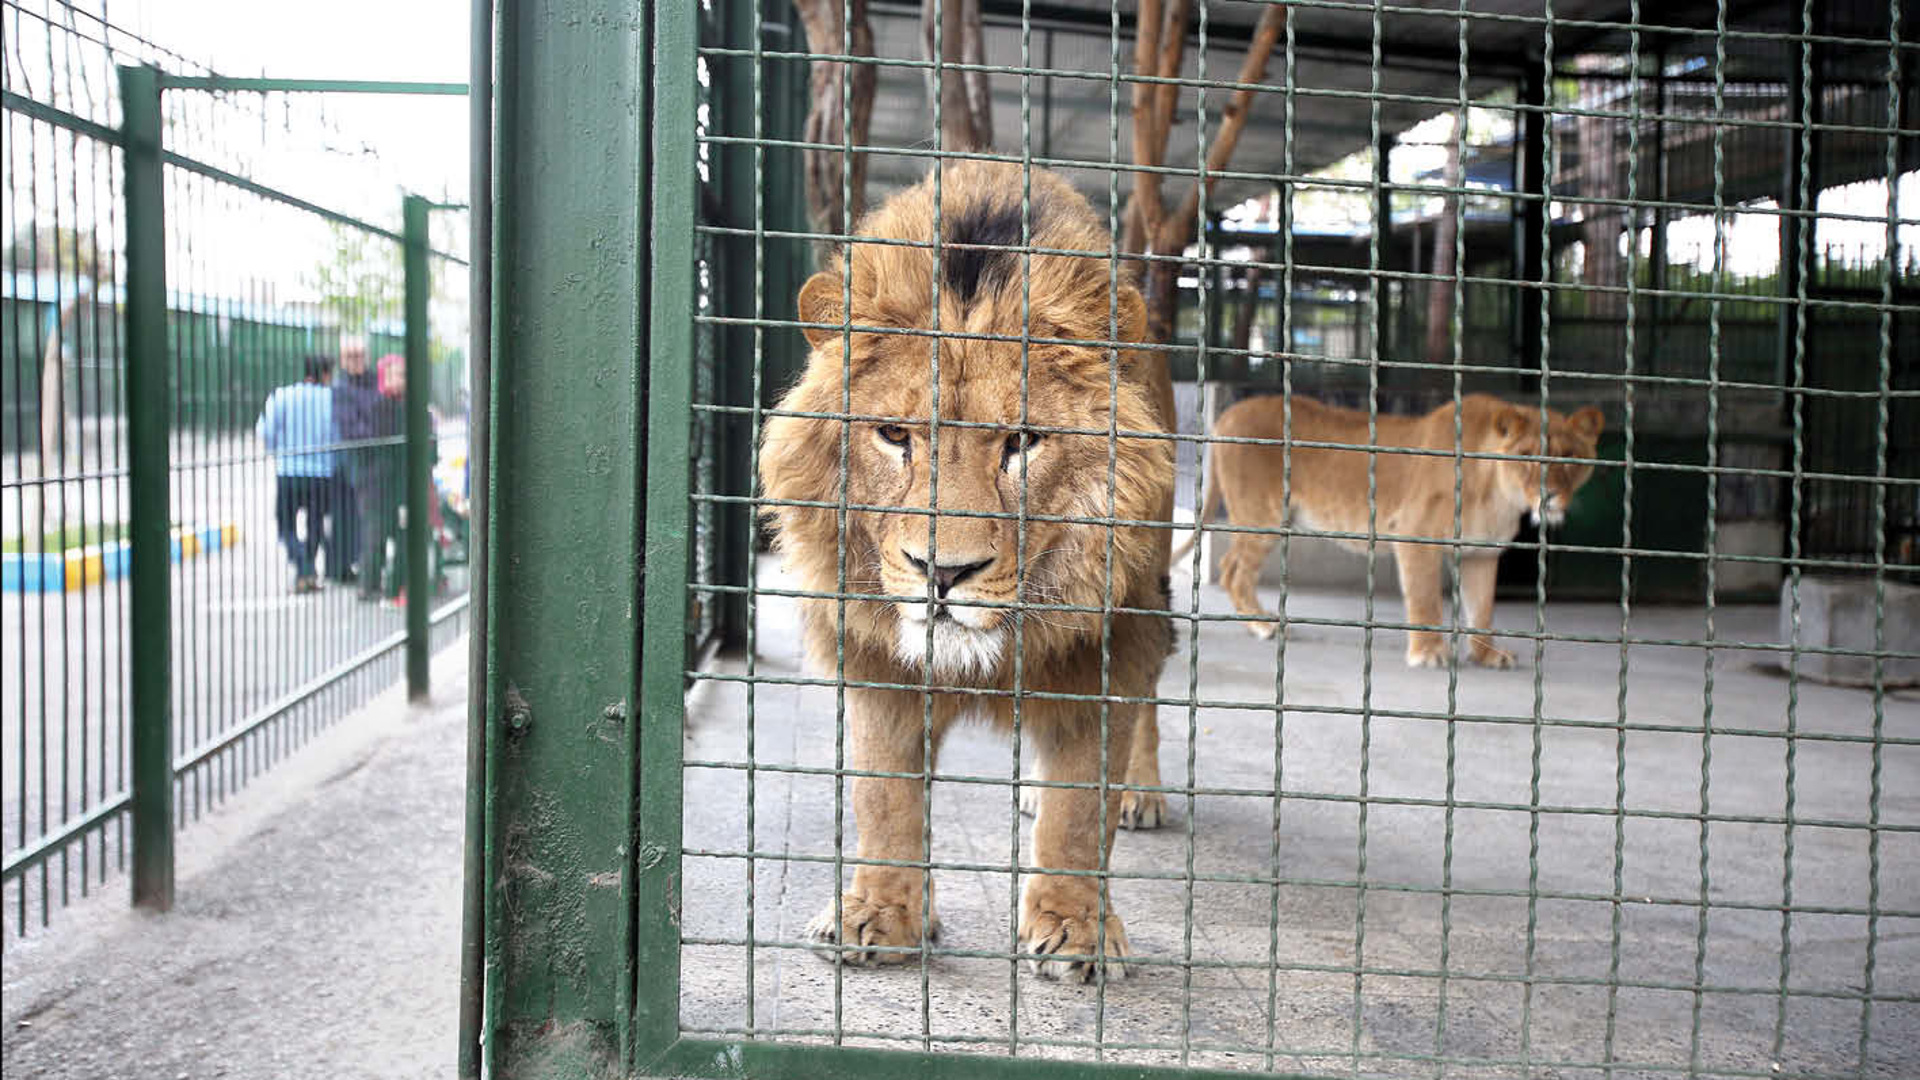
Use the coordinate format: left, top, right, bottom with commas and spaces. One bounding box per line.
1492, 403, 1528, 441
797, 272, 848, 349
1568, 405, 1604, 440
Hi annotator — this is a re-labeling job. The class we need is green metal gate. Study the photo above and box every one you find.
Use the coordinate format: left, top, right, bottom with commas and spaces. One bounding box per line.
3, 0, 472, 933
470, 1, 1916, 1077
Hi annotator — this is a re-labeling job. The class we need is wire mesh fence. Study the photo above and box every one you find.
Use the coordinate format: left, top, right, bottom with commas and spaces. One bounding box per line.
463, 0, 1917, 1077
627, 0, 1920, 1078
2, 0, 470, 936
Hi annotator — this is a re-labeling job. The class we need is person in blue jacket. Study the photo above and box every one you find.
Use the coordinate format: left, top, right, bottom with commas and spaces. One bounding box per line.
257, 355, 335, 593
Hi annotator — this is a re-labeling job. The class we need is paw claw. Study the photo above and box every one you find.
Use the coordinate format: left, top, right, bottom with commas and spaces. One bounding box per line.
1119, 789, 1168, 830
807, 891, 927, 967
1017, 785, 1041, 819
1019, 894, 1131, 982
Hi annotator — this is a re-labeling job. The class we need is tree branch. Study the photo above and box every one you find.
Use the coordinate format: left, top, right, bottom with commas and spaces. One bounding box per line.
795, 0, 875, 241
1158, 4, 1283, 255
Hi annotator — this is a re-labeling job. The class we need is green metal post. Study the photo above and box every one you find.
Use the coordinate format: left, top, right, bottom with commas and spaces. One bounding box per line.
485, 0, 648, 1071
1374, 126, 1395, 373
760, 2, 809, 400
713, 0, 759, 651
637, 0, 696, 1061
403, 193, 432, 699
1515, 63, 1548, 388
458, 0, 495, 1069
120, 63, 173, 911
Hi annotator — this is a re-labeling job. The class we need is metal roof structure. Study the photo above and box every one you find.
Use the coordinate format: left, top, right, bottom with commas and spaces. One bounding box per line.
855, 0, 1915, 218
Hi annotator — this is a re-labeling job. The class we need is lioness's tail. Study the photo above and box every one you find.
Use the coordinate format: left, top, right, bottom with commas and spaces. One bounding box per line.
1170, 459, 1224, 565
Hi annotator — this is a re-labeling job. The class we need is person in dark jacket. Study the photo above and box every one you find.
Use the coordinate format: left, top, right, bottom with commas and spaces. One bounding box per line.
333, 336, 403, 600
325, 336, 367, 582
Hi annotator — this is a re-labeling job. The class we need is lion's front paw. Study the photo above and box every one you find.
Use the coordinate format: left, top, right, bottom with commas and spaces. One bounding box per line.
805, 889, 933, 966
1468, 637, 1516, 669
1247, 619, 1279, 641
1019, 880, 1131, 982
1406, 642, 1449, 668
1120, 788, 1167, 830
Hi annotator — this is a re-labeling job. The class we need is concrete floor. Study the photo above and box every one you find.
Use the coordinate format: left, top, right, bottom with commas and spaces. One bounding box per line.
1, 643, 467, 1080
3, 574, 1913, 1079
680, 568, 1920, 1078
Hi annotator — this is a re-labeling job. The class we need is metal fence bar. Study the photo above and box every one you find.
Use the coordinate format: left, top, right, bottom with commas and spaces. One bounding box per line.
639, 0, 696, 1063
479, 0, 649, 1070
157, 76, 469, 96
403, 193, 430, 699
119, 62, 172, 912
457, 0, 496, 1067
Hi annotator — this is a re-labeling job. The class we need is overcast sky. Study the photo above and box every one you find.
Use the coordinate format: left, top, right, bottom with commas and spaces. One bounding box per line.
130, 0, 471, 213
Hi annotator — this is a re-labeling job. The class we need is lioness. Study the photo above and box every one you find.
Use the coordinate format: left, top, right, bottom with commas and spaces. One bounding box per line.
1172, 393, 1603, 668
759, 161, 1175, 980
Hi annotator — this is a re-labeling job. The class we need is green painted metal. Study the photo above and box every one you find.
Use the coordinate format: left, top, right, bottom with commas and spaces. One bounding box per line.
403, 194, 433, 699
711, 0, 760, 652
637, 0, 695, 1065
649, 1037, 1324, 1080
482, 0, 648, 1072
157, 75, 469, 95
458, 0, 496, 1067
0, 89, 123, 144
119, 63, 174, 913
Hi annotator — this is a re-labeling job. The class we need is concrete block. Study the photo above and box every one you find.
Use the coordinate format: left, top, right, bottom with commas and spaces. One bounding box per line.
1779, 575, 1920, 686
1711, 520, 1784, 599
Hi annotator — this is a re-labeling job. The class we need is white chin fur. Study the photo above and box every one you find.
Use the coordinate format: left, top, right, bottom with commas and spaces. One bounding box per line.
895, 614, 1005, 680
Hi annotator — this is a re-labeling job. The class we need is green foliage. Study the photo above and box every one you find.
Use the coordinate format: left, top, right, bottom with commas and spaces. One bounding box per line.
5, 223, 104, 280
310, 222, 403, 325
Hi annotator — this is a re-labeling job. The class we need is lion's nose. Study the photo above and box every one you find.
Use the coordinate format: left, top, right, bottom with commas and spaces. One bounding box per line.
903, 552, 992, 599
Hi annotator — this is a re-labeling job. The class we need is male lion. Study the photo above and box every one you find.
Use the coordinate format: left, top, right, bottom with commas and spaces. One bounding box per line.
1172, 393, 1603, 668
758, 161, 1175, 980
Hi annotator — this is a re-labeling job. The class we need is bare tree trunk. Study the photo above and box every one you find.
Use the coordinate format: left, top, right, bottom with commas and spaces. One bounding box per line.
1123, 0, 1191, 255
1160, 7, 1283, 257
795, 0, 875, 241
921, 0, 993, 151
1425, 110, 1463, 363
33, 300, 71, 541
1577, 78, 1621, 314
1129, 4, 1283, 345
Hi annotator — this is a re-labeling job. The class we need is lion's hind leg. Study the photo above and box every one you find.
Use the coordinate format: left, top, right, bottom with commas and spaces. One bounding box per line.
1219, 531, 1281, 640
1119, 701, 1167, 830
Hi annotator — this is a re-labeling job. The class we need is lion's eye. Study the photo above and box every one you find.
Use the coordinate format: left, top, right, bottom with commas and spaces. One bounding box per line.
876, 424, 910, 447
1002, 430, 1044, 467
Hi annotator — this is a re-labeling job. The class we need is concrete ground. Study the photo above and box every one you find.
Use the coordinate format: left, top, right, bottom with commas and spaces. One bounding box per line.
1, 641, 468, 1080
680, 567, 1920, 1078
3, 571, 1913, 1080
